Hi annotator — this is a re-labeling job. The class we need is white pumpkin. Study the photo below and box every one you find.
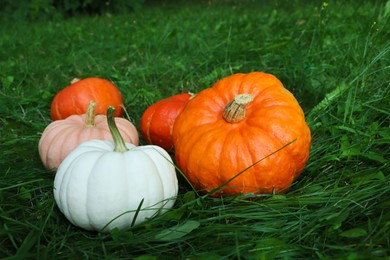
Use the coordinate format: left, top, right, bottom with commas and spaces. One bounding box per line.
53, 107, 178, 232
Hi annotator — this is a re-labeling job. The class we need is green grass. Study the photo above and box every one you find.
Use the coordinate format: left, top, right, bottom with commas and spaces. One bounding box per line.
1, 0, 389, 259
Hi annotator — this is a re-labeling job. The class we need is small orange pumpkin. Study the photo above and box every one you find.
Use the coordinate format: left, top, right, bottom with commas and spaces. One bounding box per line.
39, 102, 139, 170
172, 72, 311, 196
140, 93, 192, 151
51, 77, 124, 120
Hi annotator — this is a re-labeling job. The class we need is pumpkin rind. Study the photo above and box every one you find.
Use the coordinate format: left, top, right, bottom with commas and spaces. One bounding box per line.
51, 77, 124, 120
39, 113, 139, 170
172, 72, 311, 196
140, 93, 191, 151
53, 139, 178, 232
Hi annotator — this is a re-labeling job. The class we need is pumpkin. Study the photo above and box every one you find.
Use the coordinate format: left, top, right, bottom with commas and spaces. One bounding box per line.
140, 93, 192, 151
54, 106, 178, 232
51, 77, 124, 120
172, 72, 311, 196
39, 101, 139, 170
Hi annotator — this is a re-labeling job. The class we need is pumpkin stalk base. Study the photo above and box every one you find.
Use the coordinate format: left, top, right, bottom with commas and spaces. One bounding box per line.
223, 94, 254, 123
84, 101, 97, 127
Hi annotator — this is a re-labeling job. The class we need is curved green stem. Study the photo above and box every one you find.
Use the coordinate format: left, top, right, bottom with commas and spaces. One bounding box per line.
107, 106, 129, 153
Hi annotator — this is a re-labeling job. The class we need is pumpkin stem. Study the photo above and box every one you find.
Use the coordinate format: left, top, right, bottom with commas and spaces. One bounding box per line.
71, 78, 81, 84
107, 106, 129, 153
84, 101, 96, 127
222, 94, 254, 123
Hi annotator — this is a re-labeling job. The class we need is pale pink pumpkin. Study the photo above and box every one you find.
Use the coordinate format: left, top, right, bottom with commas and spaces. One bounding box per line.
38, 102, 139, 170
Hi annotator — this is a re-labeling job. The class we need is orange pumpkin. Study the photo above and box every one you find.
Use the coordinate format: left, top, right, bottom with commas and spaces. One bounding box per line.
39, 102, 139, 170
172, 72, 311, 196
51, 77, 124, 120
140, 93, 192, 151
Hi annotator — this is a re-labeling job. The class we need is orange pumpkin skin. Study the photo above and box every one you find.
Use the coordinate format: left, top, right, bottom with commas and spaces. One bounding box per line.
51, 77, 124, 120
140, 93, 192, 151
172, 72, 311, 196
39, 112, 139, 170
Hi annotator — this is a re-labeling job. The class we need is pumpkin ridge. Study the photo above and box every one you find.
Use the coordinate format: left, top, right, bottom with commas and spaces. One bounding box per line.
156, 146, 177, 200
87, 83, 99, 111
238, 72, 284, 96
146, 108, 161, 147
121, 151, 133, 221
144, 108, 155, 145
177, 128, 205, 185
197, 122, 231, 190
52, 100, 62, 119
133, 148, 158, 206
144, 148, 170, 202
60, 164, 71, 221
217, 127, 251, 193
237, 126, 260, 191
118, 152, 132, 225
64, 153, 89, 226
45, 126, 78, 167
149, 150, 165, 205
70, 90, 79, 115
175, 128, 202, 186
117, 121, 139, 145
85, 150, 113, 229
216, 127, 235, 191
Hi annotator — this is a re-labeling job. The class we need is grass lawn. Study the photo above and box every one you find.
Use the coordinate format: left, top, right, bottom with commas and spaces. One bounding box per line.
1, 0, 389, 259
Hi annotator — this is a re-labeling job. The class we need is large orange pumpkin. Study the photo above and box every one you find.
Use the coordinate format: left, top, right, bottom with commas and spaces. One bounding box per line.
51, 77, 124, 120
140, 93, 192, 151
172, 72, 311, 196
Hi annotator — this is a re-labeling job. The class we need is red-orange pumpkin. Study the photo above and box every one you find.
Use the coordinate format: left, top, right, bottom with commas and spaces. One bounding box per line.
172, 72, 311, 196
140, 93, 192, 151
39, 102, 139, 170
51, 77, 124, 120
